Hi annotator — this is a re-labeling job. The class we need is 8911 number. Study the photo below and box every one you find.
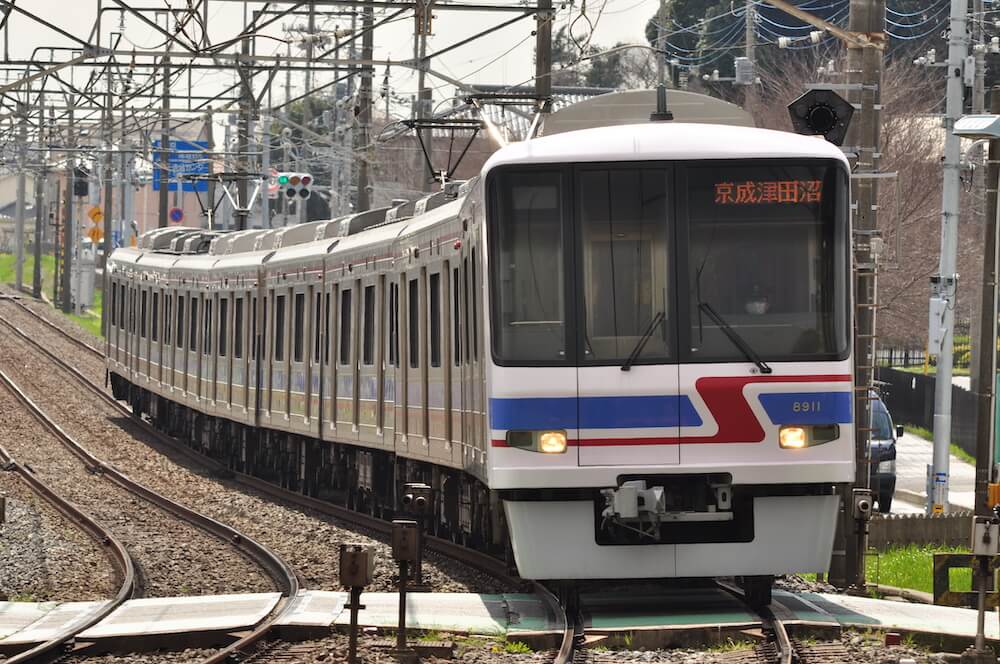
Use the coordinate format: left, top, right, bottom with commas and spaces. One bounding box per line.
792, 401, 821, 413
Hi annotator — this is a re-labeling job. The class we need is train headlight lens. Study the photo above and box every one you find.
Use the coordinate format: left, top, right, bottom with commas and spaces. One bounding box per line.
539, 431, 568, 454
779, 426, 808, 449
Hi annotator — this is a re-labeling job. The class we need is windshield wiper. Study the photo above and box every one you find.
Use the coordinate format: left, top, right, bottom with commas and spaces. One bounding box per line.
698, 302, 772, 374
621, 311, 665, 372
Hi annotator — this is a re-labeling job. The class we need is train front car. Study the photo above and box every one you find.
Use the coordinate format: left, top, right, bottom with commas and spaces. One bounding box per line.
482, 123, 852, 598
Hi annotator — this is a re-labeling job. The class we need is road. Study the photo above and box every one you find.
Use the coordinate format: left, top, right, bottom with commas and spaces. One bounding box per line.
891, 431, 975, 514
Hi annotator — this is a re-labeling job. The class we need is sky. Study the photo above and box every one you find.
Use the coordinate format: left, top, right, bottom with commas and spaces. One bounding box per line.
2, 0, 665, 119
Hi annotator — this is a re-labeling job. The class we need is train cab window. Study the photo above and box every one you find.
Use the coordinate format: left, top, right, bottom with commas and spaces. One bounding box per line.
152, 292, 160, 342
234, 297, 244, 359
429, 273, 441, 368
408, 278, 419, 369
204, 299, 213, 356
363, 285, 375, 366
685, 163, 848, 361
339, 288, 352, 366
164, 294, 173, 345
189, 298, 198, 352
578, 168, 671, 364
110, 283, 118, 327
313, 292, 322, 363
275, 294, 286, 362
293, 292, 305, 363
177, 295, 186, 349
388, 282, 399, 367
489, 171, 566, 363
140, 290, 148, 338
219, 297, 229, 358
453, 268, 461, 366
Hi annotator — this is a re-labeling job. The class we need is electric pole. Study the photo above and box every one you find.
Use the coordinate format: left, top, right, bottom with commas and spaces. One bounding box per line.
32, 96, 45, 300
929, 0, 970, 515
745, 0, 756, 115
61, 99, 74, 314
536, 0, 553, 113
355, 5, 374, 212
159, 53, 171, 229
14, 103, 26, 292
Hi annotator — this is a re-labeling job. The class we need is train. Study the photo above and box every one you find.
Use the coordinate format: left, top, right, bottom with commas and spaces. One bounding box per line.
106, 121, 853, 606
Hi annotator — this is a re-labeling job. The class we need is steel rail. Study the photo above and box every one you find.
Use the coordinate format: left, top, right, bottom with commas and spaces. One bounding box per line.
0, 323, 301, 661
0, 441, 136, 664
1, 301, 531, 658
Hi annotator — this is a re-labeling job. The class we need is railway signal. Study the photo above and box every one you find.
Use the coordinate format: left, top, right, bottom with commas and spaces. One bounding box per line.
786, 88, 854, 146
277, 172, 312, 200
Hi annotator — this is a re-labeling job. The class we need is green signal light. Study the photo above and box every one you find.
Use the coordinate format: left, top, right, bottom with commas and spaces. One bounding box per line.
278, 175, 290, 185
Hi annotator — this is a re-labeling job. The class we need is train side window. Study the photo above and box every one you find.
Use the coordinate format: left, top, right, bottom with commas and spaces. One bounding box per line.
293, 291, 305, 363
453, 268, 461, 366
323, 292, 331, 365
219, 297, 229, 358
408, 278, 419, 369
234, 296, 244, 359
429, 272, 441, 368
177, 295, 185, 349
275, 293, 286, 362
152, 291, 160, 342
164, 294, 173, 345
110, 283, 118, 327
204, 298, 213, 356
313, 292, 322, 363
388, 282, 399, 367
140, 290, 148, 338
363, 284, 375, 366
339, 288, 352, 366
189, 297, 199, 352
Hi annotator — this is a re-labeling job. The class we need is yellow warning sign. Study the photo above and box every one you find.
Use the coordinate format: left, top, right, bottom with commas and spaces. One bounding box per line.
87, 225, 103, 243
932, 504, 944, 514
87, 206, 103, 224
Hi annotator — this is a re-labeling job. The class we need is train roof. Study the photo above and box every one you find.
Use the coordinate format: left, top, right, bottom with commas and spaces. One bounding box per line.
482, 123, 850, 174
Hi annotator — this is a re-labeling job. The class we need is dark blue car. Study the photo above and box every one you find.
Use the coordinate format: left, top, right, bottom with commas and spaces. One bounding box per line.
870, 395, 902, 513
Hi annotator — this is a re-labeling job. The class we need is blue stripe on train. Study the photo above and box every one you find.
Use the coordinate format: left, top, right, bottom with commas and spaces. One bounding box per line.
489, 395, 703, 430
758, 392, 853, 425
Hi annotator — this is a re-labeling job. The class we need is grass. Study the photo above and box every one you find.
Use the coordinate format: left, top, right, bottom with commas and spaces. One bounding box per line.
707, 638, 756, 652
866, 544, 970, 593
904, 425, 976, 465
0, 251, 104, 339
897, 365, 971, 376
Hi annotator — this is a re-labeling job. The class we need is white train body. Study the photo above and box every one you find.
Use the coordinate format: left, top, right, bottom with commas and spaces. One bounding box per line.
107, 123, 853, 583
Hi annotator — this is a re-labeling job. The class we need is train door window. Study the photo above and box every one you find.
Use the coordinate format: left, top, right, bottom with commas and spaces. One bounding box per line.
110, 283, 118, 327
152, 291, 160, 342
261, 297, 268, 360
313, 292, 322, 363
177, 295, 186, 349
293, 291, 305, 363
189, 297, 199, 353
275, 293, 286, 362
324, 292, 331, 365
164, 294, 173, 345
453, 268, 461, 366
219, 297, 229, 357
429, 273, 441, 368
463, 259, 470, 363
408, 278, 419, 369
339, 288, 352, 366
204, 298, 213, 356
119, 284, 126, 330
471, 248, 479, 361
234, 296, 244, 359
577, 168, 671, 363
388, 282, 399, 367
250, 296, 258, 360
363, 284, 375, 366
140, 290, 148, 338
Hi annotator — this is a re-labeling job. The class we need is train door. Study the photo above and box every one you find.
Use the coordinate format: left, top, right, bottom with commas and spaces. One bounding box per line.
260, 289, 273, 422
217, 293, 231, 407
138, 287, 149, 381
322, 285, 335, 436
358, 277, 379, 442
335, 281, 358, 439
427, 265, 448, 460
187, 293, 200, 400
384, 278, 399, 447
307, 286, 322, 431
152, 289, 162, 384
271, 288, 289, 418
175, 292, 186, 394
162, 291, 173, 388
448, 262, 462, 464
232, 292, 246, 413
402, 270, 426, 452
290, 286, 308, 424
574, 166, 679, 466
202, 294, 215, 403
249, 291, 263, 421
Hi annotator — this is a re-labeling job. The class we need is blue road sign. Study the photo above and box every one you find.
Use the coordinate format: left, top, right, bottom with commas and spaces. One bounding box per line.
152, 140, 209, 192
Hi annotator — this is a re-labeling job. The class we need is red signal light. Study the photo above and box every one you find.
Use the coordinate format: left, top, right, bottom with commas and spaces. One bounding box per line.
301, 175, 312, 186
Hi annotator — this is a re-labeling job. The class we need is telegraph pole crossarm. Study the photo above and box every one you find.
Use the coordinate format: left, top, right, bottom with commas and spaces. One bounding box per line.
762, 0, 885, 50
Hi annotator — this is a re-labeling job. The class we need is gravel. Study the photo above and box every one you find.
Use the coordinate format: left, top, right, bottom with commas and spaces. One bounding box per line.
0, 296, 514, 595
0, 471, 116, 602
0, 347, 274, 598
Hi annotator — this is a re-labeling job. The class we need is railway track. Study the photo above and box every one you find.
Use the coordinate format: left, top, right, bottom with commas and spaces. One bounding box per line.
0, 443, 136, 664
0, 298, 548, 661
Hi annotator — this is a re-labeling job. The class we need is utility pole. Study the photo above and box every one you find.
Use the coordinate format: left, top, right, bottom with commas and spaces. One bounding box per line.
102, 88, 114, 335
32, 96, 45, 300
969, 0, 986, 393
355, 5, 374, 212
159, 53, 171, 229
14, 103, 26, 292
261, 113, 270, 228
745, 0, 756, 116
928, 0, 970, 515
415, 0, 433, 190
205, 110, 216, 229
236, 35, 252, 230
655, 0, 666, 85
62, 99, 74, 314
535, 0, 553, 113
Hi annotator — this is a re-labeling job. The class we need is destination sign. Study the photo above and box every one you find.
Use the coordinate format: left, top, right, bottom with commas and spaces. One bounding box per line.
714, 180, 822, 205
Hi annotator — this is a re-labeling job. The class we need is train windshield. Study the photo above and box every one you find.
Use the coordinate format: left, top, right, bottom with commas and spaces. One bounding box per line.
687, 163, 848, 362
487, 160, 848, 366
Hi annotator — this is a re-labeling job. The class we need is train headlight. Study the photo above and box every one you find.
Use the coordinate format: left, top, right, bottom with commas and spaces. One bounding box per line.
539, 431, 568, 454
779, 426, 808, 449
506, 430, 568, 454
